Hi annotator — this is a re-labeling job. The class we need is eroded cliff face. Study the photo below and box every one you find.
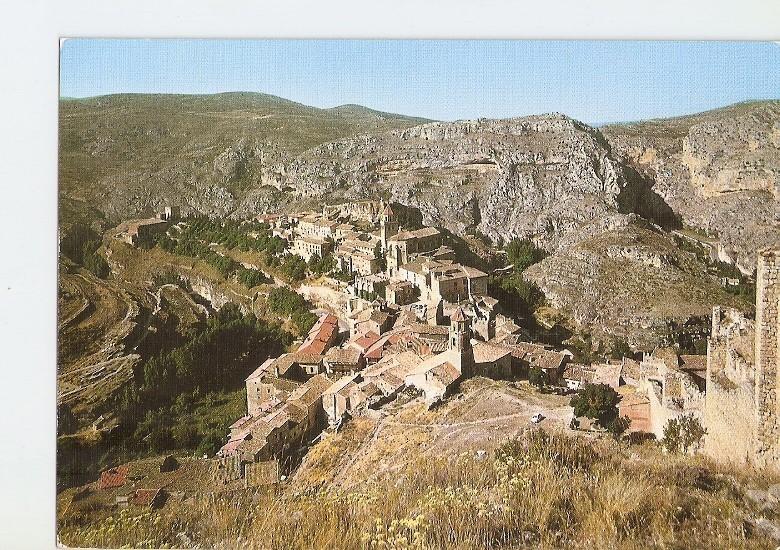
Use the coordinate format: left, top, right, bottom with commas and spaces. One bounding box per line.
524, 215, 747, 349
603, 101, 780, 270
264, 114, 635, 251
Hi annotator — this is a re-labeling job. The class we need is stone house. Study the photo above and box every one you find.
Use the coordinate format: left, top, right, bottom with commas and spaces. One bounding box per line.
120, 218, 170, 246
386, 227, 443, 274
385, 280, 416, 305
245, 358, 303, 417
297, 215, 338, 239
324, 347, 366, 376
404, 307, 474, 405
637, 348, 706, 440
617, 392, 652, 434
297, 313, 339, 357
220, 374, 332, 465
292, 235, 333, 262
472, 341, 513, 379
561, 363, 595, 391
321, 373, 380, 425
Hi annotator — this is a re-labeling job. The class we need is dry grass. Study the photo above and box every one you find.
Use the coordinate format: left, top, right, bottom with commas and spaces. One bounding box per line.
58, 430, 779, 549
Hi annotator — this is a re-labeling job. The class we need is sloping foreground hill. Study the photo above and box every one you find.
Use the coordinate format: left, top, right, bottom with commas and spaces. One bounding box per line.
58, 381, 780, 549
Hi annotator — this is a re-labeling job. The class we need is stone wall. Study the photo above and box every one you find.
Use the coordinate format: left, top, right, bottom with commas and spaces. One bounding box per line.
754, 249, 780, 469
703, 339, 755, 465
702, 249, 780, 472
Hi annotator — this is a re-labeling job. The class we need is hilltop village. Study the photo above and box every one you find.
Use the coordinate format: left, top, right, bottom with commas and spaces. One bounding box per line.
101, 200, 780, 490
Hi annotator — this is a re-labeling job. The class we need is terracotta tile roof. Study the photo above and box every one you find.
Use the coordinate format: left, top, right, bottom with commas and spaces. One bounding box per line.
430, 361, 461, 386
450, 307, 467, 322
350, 331, 381, 352
293, 353, 324, 365
246, 358, 276, 381
527, 350, 566, 371
98, 466, 128, 490
325, 374, 359, 396
679, 355, 707, 372
593, 363, 622, 388
410, 227, 440, 238
472, 341, 512, 364
325, 347, 363, 366
409, 323, 449, 336
621, 358, 641, 380
289, 374, 332, 408
619, 392, 651, 407
229, 415, 252, 430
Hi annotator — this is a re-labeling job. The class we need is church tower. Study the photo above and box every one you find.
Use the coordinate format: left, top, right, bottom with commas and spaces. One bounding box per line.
449, 306, 474, 376
379, 201, 399, 252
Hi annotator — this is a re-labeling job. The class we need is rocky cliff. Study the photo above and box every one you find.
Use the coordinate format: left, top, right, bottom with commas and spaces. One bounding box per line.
602, 101, 780, 271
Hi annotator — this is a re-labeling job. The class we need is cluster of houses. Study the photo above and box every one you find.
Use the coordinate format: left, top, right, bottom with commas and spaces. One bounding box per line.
260, 201, 490, 307
115, 206, 181, 246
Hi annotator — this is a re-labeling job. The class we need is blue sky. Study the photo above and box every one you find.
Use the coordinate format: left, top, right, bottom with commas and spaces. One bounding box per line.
60, 39, 780, 124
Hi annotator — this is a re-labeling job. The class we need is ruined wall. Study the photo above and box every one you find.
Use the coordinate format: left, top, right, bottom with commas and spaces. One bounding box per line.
702, 249, 780, 473
703, 335, 755, 464
754, 249, 780, 469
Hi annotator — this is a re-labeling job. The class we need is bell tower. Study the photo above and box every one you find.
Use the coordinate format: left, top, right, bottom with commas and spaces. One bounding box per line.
449, 306, 474, 376
379, 201, 398, 252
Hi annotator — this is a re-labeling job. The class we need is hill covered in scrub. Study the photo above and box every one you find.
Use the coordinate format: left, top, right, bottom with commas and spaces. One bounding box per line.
59, 92, 430, 227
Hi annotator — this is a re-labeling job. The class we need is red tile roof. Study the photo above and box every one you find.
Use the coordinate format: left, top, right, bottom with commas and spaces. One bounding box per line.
351, 331, 381, 352
98, 466, 128, 490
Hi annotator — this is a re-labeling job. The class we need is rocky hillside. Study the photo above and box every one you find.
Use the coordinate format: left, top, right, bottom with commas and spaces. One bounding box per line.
524, 214, 746, 349
61, 95, 778, 267
602, 101, 780, 272
59, 95, 779, 346
278, 114, 648, 249
59, 93, 429, 227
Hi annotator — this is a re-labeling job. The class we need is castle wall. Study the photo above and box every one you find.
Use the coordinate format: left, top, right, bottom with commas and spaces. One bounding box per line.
754, 250, 780, 469
703, 340, 755, 465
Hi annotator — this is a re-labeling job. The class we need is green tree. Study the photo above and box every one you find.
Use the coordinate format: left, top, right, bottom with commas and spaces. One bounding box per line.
610, 339, 632, 360
570, 383, 622, 427
83, 251, 110, 278
173, 424, 200, 449
505, 238, 547, 272
198, 432, 224, 457
662, 414, 707, 454
528, 368, 548, 388
148, 427, 175, 453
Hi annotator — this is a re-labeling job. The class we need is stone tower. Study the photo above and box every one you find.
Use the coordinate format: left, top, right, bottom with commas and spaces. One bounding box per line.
449, 307, 474, 376
379, 202, 398, 252
754, 248, 780, 467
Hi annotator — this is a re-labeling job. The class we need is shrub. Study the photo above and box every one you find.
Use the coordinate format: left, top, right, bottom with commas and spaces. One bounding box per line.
148, 427, 174, 453
237, 267, 269, 288
607, 415, 631, 439
570, 383, 621, 427
662, 414, 707, 454
505, 238, 547, 272
83, 251, 110, 278
198, 432, 225, 457
609, 338, 632, 360
528, 368, 548, 388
